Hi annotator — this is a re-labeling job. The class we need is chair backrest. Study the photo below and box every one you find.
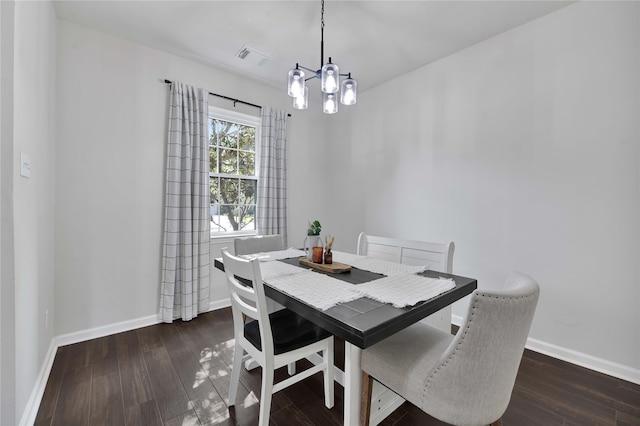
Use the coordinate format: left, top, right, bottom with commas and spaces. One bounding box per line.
357, 232, 454, 274
234, 234, 285, 255
422, 271, 540, 425
221, 248, 273, 355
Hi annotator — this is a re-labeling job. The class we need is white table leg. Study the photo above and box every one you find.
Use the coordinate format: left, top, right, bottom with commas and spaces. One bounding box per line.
344, 342, 362, 426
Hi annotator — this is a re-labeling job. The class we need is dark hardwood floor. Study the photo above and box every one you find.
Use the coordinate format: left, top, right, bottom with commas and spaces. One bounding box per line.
35, 308, 640, 426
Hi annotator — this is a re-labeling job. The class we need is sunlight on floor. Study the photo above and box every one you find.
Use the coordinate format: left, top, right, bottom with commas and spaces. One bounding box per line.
197, 339, 235, 384
184, 338, 241, 424
244, 391, 259, 408
179, 411, 200, 426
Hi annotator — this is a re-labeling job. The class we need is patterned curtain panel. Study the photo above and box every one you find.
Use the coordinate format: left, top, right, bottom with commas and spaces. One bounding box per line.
257, 107, 288, 246
160, 81, 210, 323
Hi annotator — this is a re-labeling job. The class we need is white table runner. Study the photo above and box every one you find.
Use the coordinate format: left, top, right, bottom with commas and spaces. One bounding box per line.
266, 270, 362, 311
259, 260, 310, 281
241, 248, 306, 262
355, 274, 456, 308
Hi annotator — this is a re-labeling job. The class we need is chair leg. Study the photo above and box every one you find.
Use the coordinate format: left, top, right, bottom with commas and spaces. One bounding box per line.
258, 365, 275, 426
360, 371, 373, 426
228, 346, 244, 406
323, 338, 335, 408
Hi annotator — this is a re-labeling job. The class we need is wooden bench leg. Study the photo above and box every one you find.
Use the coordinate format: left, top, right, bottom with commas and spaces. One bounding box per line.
360, 371, 373, 426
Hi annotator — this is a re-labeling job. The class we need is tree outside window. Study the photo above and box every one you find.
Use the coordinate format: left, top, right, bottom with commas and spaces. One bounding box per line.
209, 107, 259, 235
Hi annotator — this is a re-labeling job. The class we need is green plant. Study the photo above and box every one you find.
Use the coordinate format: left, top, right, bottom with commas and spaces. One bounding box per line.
307, 220, 321, 236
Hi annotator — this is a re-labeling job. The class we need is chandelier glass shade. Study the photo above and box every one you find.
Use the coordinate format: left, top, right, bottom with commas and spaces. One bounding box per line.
322, 92, 338, 114
287, 68, 305, 98
287, 0, 357, 114
292, 86, 308, 109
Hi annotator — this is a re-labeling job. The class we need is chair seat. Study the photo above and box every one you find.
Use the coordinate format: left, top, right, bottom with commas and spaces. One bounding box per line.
245, 308, 332, 355
362, 321, 453, 408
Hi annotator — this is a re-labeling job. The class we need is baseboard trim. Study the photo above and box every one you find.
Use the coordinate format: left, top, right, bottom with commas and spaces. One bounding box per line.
526, 337, 640, 385
209, 298, 231, 311
452, 314, 640, 386
56, 313, 161, 348
19, 340, 57, 426
55, 300, 231, 348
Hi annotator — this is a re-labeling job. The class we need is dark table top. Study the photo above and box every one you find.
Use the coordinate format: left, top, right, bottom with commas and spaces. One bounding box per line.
214, 257, 477, 348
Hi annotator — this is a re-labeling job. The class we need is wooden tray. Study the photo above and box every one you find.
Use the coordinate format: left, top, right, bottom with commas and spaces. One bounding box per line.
299, 257, 352, 273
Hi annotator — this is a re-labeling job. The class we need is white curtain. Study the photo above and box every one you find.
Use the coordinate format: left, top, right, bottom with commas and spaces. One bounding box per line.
160, 81, 210, 323
257, 107, 288, 246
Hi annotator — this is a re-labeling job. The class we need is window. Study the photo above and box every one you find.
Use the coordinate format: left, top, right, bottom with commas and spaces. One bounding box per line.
209, 106, 261, 235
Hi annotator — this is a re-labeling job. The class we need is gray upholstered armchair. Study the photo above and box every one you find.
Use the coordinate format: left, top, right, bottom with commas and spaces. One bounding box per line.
361, 271, 540, 426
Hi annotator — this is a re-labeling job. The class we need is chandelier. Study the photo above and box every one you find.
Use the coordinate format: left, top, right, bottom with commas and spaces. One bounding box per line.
287, 0, 358, 114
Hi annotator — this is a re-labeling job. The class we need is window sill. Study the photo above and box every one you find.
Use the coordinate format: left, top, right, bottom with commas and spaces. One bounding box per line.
209, 230, 258, 240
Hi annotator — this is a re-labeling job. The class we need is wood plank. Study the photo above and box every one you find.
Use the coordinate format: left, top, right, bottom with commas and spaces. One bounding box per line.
504, 386, 565, 425
90, 372, 125, 426
156, 318, 189, 354
163, 409, 201, 426
173, 315, 221, 359
63, 341, 93, 372
281, 382, 342, 426
51, 370, 91, 426
124, 399, 163, 426
615, 381, 640, 419
34, 345, 70, 423
512, 365, 616, 424
142, 345, 191, 421
117, 334, 154, 408
615, 409, 640, 426
270, 404, 316, 426
136, 324, 164, 353
166, 345, 228, 425
90, 335, 119, 378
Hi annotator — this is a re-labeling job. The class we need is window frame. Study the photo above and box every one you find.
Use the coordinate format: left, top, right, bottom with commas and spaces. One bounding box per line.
208, 106, 261, 238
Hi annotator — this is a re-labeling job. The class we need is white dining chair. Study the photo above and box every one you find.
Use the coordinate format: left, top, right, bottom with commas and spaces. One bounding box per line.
361, 271, 540, 426
221, 248, 335, 426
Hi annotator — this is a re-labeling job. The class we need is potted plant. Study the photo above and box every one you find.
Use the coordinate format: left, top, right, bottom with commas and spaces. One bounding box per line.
307, 220, 321, 237
304, 220, 323, 262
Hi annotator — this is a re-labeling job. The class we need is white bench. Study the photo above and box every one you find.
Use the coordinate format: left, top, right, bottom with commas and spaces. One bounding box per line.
357, 232, 455, 425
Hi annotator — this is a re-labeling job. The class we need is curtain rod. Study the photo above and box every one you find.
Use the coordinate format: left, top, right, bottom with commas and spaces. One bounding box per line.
164, 79, 291, 116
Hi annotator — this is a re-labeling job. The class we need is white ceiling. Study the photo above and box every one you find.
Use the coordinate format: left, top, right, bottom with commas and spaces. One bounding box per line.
53, 1, 574, 94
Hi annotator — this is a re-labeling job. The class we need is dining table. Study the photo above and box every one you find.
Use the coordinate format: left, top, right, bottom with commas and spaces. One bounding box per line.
214, 249, 477, 426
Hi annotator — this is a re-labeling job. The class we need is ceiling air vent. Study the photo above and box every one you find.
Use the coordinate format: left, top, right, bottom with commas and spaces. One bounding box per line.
236, 45, 270, 66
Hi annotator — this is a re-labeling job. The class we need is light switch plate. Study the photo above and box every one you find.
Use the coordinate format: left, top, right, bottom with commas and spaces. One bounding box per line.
20, 153, 31, 178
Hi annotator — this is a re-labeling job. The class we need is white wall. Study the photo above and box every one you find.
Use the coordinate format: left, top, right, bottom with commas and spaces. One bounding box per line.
54, 19, 327, 336
0, 2, 16, 424
10, 0, 57, 423
328, 1, 639, 379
